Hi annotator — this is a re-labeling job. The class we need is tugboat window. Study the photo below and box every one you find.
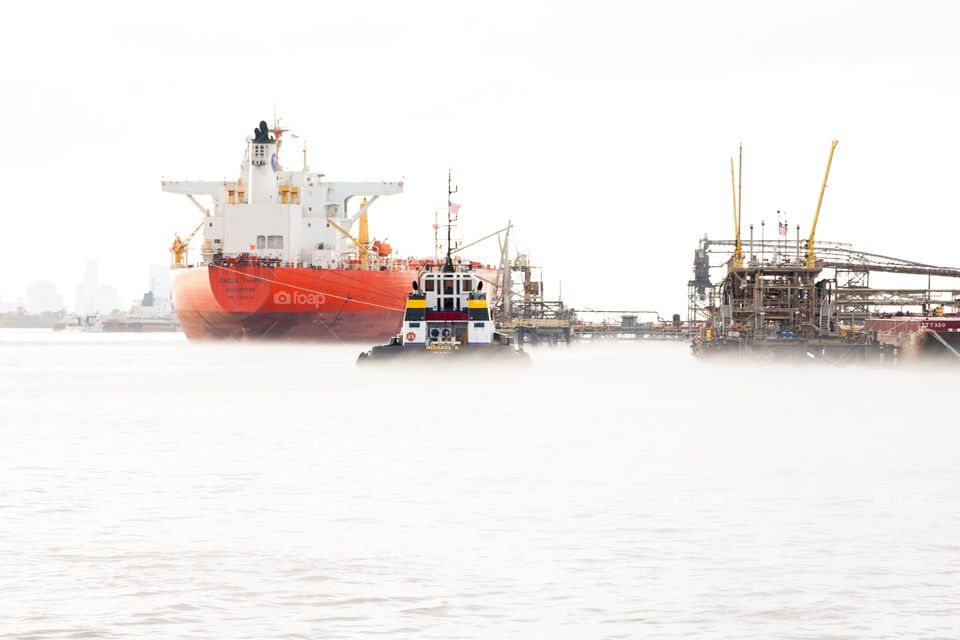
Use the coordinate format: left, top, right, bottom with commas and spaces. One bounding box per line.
443, 279, 454, 295
462, 279, 473, 293
424, 279, 434, 292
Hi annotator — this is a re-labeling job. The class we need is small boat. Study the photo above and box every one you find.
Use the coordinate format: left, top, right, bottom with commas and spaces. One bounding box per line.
52, 314, 101, 332
357, 260, 528, 364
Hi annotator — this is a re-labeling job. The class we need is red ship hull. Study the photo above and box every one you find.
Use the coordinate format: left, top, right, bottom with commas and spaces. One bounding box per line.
171, 264, 496, 342
172, 265, 416, 342
866, 316, 960, 357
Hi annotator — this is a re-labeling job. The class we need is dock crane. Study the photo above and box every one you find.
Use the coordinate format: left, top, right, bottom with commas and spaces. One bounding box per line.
806, 140, 839, 269
729, 144, 744, 269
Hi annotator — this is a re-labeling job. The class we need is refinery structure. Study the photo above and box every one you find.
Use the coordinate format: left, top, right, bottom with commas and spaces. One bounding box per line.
688, 142, 960, 362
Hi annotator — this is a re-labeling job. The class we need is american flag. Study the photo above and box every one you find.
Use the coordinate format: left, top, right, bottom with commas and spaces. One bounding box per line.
448, 203, 461, 217
778, 221, 788, 237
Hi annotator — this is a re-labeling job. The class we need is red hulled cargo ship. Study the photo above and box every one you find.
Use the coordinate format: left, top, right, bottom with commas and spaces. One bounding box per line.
164, 120, 494, 342
866, 313, 960, 359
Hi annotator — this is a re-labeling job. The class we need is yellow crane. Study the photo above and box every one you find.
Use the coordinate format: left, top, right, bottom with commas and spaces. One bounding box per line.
327, 197, 371, 268
170, 220, 205, 267
729, 144, 744, 269
806, 140, 839, 269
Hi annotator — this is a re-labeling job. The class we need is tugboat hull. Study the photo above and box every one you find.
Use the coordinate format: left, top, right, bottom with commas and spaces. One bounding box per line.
357, 342, 530, 365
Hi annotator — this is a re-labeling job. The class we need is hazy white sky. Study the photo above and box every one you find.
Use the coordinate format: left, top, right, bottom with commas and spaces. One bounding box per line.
2, 0, 959, 314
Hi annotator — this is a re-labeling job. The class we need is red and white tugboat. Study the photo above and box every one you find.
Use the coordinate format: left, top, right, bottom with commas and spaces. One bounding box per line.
357, 176, 527, 364
356, 261, 527, 363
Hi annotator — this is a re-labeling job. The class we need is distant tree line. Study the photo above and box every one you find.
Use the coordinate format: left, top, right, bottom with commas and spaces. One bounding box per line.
0, 309, 65, 328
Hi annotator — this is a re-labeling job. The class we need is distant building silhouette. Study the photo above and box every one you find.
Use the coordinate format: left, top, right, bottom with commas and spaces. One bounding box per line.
97, 285, 120, 314
75, 260, 99, 316
26, 281, 64, 314
148, 264, 171, 302
73, 260, 122, 314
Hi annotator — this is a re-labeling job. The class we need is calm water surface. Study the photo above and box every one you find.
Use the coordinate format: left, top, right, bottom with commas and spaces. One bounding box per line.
1, 330, 958, 638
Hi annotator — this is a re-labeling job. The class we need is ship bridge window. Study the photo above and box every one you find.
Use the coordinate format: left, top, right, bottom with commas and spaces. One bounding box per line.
462, 279, 473, 293
256, 235, 266, 250
424, 279, 435, 292
267, 235, 284, 249
443, 279, 455, 295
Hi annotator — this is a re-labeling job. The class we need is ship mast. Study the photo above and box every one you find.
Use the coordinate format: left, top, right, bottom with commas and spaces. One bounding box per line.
444, 168, 458, 272
269, 114, 289, 170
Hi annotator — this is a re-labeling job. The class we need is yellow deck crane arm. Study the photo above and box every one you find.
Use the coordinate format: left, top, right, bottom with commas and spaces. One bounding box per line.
327, 197, 373, 268
170, 220, 205, 267
326, 216, 364, 250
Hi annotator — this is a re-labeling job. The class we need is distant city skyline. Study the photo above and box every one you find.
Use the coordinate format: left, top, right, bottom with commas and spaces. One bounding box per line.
0, 261, 170, 315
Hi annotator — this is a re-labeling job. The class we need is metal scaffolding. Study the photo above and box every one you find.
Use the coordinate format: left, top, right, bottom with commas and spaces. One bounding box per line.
495, 253, 574, 345
689, 236, 960, 360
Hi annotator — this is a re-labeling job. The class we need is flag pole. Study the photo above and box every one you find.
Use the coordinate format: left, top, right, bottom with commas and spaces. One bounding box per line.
433, 210, 439, 263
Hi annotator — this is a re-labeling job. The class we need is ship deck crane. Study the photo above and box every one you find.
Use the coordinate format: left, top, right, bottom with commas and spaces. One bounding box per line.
327, 197, 373, 268
806, 140, 839, 269
170, 220, 205, 267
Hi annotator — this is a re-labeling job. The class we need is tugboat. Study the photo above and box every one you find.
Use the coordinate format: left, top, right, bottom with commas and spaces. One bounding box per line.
357, 174, 528, 364
356, 266, 527, 364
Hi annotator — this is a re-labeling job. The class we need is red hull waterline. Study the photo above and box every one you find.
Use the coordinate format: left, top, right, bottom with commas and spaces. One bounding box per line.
171, 264, 495, 342
865, 316, 960, 357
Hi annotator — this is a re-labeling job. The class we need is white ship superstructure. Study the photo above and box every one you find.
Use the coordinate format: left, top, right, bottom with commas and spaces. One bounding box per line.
163, 120, 403, 268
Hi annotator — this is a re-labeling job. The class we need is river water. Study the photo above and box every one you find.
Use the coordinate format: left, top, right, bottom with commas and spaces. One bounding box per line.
1, 330, 958, 638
